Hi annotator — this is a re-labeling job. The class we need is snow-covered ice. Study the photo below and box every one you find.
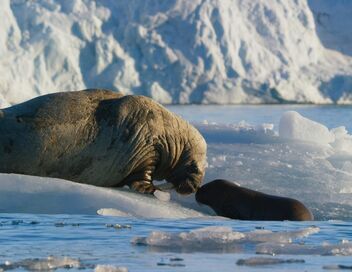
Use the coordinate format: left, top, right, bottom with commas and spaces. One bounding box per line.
0, 109, 351, 220
279, 111, 335, 145
0, 173, 203, 218
1, 0, 352, 105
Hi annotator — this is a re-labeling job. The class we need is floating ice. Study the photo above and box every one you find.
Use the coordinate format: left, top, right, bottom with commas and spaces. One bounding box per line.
132, 226, 319, 252
94, 265, 128, 272
0, 257, 80, 271
236, 257, 305, 266
97, 208, 131, 217
256, 241, 352, 256
245, 227, 320, 243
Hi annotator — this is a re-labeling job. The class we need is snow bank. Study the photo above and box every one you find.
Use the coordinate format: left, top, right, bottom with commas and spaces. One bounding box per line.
279, 111, 335, 145
0, 173, 203, 218
1, 0, 352, 105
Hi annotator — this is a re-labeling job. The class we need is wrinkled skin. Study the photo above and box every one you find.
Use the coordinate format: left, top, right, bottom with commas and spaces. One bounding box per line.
0, 89, 207, 195
196, 179, 314, 221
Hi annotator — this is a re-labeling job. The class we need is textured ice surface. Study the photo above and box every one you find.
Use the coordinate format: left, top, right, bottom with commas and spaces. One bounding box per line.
94, 265, 128, 272
153, 190, 171, 202
133, 225, 352, 256
0, 174, 203, 218
279, 111, 335, 145
257, 241, 352, 256
0, 257, 129, 271
1, 0, 352, 105
132, 226, 319, 252
0, 257, 80, 271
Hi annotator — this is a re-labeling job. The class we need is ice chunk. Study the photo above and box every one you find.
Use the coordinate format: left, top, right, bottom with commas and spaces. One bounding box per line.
153, 190, 171, 202
95, 265, 128, 272
330, 126, 352, 155
236, 257, 305, 266
132, 226, 245, 251
0, 257, 80, 271
245, 226, 320, 243
256, 241, 352, 256
97, 208, 130, 217
279, 111, 335, 145
132, 226, 319, 252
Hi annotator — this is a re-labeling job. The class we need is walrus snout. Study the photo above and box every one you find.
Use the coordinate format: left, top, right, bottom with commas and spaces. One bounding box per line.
176, 178, 200, 195
167, 159, 205, 195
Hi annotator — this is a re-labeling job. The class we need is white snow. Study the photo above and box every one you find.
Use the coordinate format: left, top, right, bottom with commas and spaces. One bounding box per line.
1, 0, 352, 105
153, 190, 171, 202
0, 173, 203, 218
279, 111, 335, 145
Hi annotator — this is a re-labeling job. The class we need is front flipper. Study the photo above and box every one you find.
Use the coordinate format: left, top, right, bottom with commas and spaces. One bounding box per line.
129, 180, 156, 194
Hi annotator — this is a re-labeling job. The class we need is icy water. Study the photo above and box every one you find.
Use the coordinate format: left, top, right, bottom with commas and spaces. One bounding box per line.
1, 214, 352, 272
1, 105, 352, 271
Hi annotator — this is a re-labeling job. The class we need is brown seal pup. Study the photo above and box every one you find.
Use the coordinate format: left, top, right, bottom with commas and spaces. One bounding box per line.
0, 89, 207, 195
195, 179, 313, 221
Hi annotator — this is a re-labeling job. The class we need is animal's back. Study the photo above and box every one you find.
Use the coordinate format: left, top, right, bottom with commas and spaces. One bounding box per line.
0, 89, 123, 180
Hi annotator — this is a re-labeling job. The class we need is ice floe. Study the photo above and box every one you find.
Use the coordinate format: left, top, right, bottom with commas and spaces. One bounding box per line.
132, 226, 320, 252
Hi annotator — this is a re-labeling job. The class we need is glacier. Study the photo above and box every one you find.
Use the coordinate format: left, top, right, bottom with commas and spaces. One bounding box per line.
1, 0, 352, 106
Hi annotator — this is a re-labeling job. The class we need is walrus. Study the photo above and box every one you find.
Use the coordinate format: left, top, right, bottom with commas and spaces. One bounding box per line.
195, 180, 313, 221
0, 89, 207, 195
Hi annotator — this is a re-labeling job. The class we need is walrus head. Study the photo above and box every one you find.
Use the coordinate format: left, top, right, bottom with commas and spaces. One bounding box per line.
167, 155, 206, 195
165, 129, 207, 195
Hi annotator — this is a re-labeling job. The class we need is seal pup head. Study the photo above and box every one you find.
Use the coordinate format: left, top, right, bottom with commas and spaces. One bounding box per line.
196, 179, 314, 221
